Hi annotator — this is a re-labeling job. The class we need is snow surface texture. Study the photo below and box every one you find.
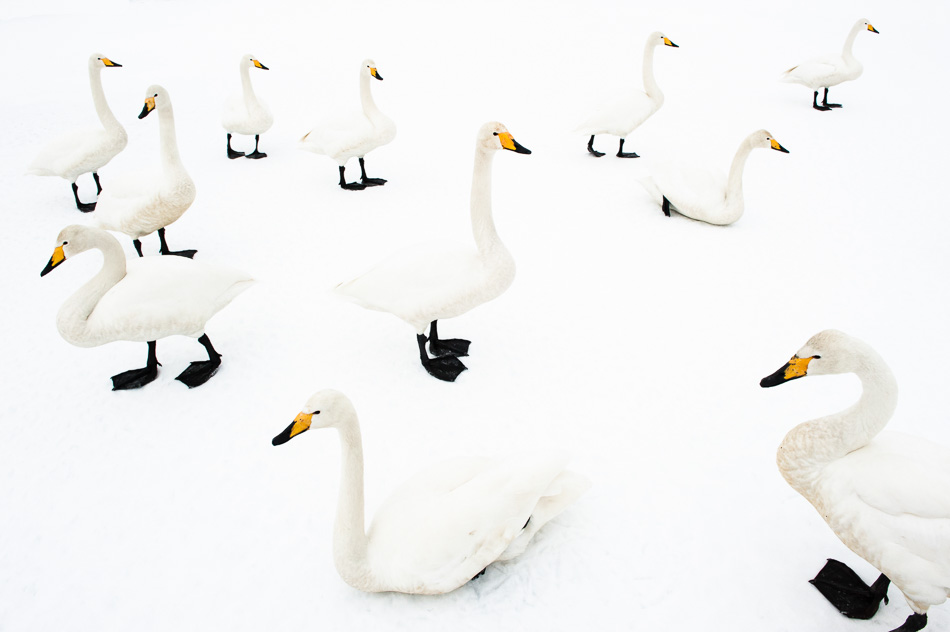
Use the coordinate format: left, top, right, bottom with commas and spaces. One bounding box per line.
3, 1, 949, 631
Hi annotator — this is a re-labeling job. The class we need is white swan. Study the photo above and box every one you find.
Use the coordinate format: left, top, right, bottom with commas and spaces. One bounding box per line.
638, 129, 788, 225
221, 54, 273, 159
27, 53, 127, 212
576, 32, 678, 158
93, 85, 197, 258
761, 330, 950, 632
781, 19, 879, 111
40, 225, 253, 389
271, 389, 590, 594
334, 122, 531, 381
299, 58, 396, 190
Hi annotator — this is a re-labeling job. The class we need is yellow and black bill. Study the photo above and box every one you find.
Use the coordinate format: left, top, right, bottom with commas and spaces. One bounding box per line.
139, 95, 156, 120
370, 67, 383, 81
760, 355, 815, 388
253, 59, 269, 70
40, 245, 66, 277
663, 37, 679, 48
100, 57, 122, 67
770, 138, 789, 153
272, 412, 313, 446
868, 24, 879, 34
496, 131, 531, 155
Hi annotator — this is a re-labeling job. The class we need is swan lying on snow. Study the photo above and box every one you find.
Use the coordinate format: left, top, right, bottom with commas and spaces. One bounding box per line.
222, 54, 272, 159
299, 59, 396, 190
334, 122, 530, 382
576, 32, 678, 158
93, 85, 197, 258
272, 389, 590, 594
761, 330, 950, 632
41, 225, 253, 389
638, 129, 788, 225
27, 53, 127, 212
781, 19, 879, 111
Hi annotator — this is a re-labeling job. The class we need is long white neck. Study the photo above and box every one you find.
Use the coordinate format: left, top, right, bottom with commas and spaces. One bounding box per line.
359, 73, 381, 123
56, 233, 126, 346
777, 349, 898, 497
470, 148, 509, 261
725, 136, 756, 206
641, 42, 663, 103
240, 64, 258, 110
156, 104, 185, 173
331, 416, 372, 589
89, 66, 121, 132
841, 21, 863, 59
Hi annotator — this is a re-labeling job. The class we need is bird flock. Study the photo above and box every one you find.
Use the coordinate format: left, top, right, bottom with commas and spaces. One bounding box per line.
24, 16, 949, 632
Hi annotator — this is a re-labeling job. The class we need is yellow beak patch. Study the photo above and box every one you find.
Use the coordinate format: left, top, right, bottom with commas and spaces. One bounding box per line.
290, 412, 313, 439
144, 96, 156, 113
101, 57, 117, 67
370, 67, 378, 78
498, 132, 517, 151
784, 356, 813, 380
253, 59, 264, 69
663, 37, 673, 46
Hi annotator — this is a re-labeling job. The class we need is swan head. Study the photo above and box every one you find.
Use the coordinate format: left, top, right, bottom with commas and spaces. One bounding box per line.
478, 122, 532, 155
89, 53, 122, 69
857, 19, 879, 34
649, 32, 679, 48
40, 225, 109, 277
749, 129, 789, 154
272, 389, 357, 446
361, 58, 383, 81
242, 54, 269, 71
760, 329, 875, 387
138, 84, 170, 120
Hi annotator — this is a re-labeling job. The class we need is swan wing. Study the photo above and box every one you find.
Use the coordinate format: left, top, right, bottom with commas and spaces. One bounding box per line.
577, 91, 659, 137
28, 127, 126, 179
782, 55, 843, 87
652, 163, 727, 212
299, 111, 374, 158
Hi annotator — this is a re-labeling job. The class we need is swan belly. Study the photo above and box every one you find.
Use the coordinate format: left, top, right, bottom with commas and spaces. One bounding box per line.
94, 174, 196, 238
782, 56, 862, 89
222, 95, 273, 136
651, 166, 738, 224
28, 127, 127, 182
578, 92, 660, 137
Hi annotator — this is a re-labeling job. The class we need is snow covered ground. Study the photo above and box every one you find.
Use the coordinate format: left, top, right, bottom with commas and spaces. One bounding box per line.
2, 0, 949, 630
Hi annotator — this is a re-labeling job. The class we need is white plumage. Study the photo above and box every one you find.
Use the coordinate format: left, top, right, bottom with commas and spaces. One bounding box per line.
271, 389, 590, 595
222, 53, 272, 158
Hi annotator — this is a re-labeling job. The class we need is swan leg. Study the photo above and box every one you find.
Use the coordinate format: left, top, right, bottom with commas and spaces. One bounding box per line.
617, 138, 639, 158
338, 165, 366, 190
808, 559, 890, 620
132, 239, 144, 257
587, 135, 605, 157
175, 334, 222, 388
158, 227, 197, 259
812, 90, 832, 111
822, 87, 843, 109
358, 157, 387, 186
245, 135, 267, 160
71, 183, 96, 213
471, 567, 488, 581
111, 341, 161, 390
417, 333, 467, 382
661, 196, 672, 217
227, 133, 245, 159
891, 613, 928, 632
92, 172, 102, 195
426, 320, 470, 357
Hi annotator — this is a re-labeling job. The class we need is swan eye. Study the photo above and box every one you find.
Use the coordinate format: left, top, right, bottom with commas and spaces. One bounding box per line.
314, 410, 320, 415
812, 355, 821, 359
493, 132, 499, 136
62, 241, 68, 245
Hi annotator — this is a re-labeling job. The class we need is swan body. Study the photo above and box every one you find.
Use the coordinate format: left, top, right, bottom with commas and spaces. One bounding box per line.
271, 389, 590, 594
27, 54, 127, 210
334, 122, 530, 380
222, 54, 272, 158
300, 59, 396, 188
93, 85, 196, 255
761, 330, 950, 628
638, 129, 788, 225
577, 32, 678, 157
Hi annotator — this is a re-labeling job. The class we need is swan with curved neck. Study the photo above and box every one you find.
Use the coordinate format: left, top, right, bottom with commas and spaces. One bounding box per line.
761, 330, 950, 632
40, 224, 253, 389
577, 32, 678, 158
93, 85, 197, 258
299, 58, 396, 190
28, 53, 127, 212
638, 129, 788, 225
222, 54, 272, 159
271, 389, 589, 594
781, 19, 880, 110
334, 122, 530, 381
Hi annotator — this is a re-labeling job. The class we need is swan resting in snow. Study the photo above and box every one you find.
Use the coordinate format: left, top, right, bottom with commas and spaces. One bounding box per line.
576, 32, 678, 158
41, 225, 253, 389
222, 54, 272, 159
781, 19, 879, 111
93, 85, 197, 258
271, 389, 590, 594
638, 129, 788, 225
334, 122, 530, 382
761, 329, 950, 632
27, 53, 127, 212
299, 59, 396, 190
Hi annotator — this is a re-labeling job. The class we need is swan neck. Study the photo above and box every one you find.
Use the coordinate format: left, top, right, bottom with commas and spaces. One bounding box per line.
89, 66, 120, 130
726, 137, 754, 203
842, 22, 862, 58
641, 41, 662, 99
332, 418, 371, 585
359, 73, 380, 119
240, 64, 258, 107
471, 148, 505, 258
57, 235, 126, 342
157, 104, 184, 171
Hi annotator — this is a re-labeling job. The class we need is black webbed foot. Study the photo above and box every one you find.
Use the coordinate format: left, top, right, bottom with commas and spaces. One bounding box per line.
617, 139, 639, 158
158, 228, 197, 258
227, 133, 245, 159
809, 559, 890, 620
471, 567, 488, 581
245, 150, 267, 159
587, 135, 605, 157
175, 358, 221, 388
361, 177, 387, 187
340, 181, 367, 190
422, 355, 467, 382
72, 183, 97, 212
111, 365, 159, 390
429, 338, 471, 358
891, 613, 928, 632
661, 196, 672, 217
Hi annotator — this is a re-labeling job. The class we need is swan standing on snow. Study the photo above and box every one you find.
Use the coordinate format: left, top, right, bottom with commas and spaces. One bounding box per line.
271, 389, 589, 594
638, 129, 788, 225
761, 330, 950, 632
577, 32, 678, 158
222, 54, 272, 159
93, 85, 197, 258
334, 122, 530, 382
781, 19, 879, 111
299, 59, 396, 190
28, 54, 127, 212
40, 225, 253, 389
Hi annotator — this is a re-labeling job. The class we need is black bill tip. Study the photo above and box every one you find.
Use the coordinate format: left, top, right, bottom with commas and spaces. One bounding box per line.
512, 139, 532, 155
760, 363, 798, 388
40, 259, 56, 277
272, 421, 295, 446
373, 72, 383, 81
138, 104, 151, 120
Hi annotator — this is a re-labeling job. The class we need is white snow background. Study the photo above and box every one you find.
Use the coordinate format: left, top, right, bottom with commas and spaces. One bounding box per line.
2, 0, 949, 630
